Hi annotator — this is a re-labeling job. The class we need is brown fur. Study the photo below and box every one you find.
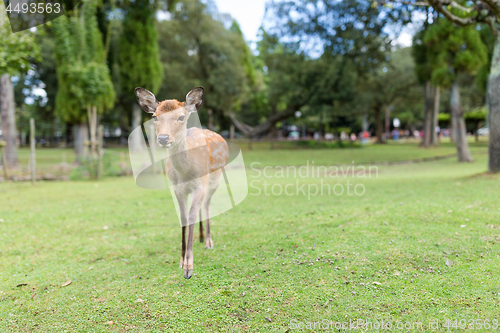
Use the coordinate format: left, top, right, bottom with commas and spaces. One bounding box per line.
155, 99, 185, 115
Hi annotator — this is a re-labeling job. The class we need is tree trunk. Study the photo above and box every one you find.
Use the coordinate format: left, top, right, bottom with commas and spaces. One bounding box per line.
87, 104, 98, 158
450, 80, 473, 162
229, 123, 234, 140
362, 114, 369, 132
74, 122, 88, 163
0, 74, 18, 166
421, 81, 433, 147
431, 86, 440, 145
374, 107, 385, 144
475, 121, 480, 142
384, 106, 390, 139
207, 109, 213, 131
487, 32, 500, 172
130, 103, 142, 151
450, 111, 456, 143
228, 106, 298, 138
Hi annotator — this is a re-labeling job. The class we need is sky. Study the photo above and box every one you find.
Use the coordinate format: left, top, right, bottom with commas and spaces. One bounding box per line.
214, 0, 268, 44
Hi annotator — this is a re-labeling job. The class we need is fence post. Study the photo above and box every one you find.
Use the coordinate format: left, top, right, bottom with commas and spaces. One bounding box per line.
0, 141, 7, 181
230, 124, 235, 140
30, 118, 36, 184
149, 123, 156, 175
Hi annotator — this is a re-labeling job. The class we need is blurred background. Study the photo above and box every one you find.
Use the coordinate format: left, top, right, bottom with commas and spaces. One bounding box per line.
0, 0, 495, 180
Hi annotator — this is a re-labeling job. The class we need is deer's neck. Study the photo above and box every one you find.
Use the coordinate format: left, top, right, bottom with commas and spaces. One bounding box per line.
167, 136, 190, 174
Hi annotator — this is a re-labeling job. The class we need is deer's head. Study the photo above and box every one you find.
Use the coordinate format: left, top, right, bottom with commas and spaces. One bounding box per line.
135, 87, 204, 148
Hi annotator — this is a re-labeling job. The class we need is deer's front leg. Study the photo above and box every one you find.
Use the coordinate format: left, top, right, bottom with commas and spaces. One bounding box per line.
183, 190, 206, 279
175, 191, 188, 270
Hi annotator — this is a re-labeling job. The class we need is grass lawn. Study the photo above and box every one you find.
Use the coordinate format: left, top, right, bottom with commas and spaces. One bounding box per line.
13, 136, 489, 172
0, 142, 499, 332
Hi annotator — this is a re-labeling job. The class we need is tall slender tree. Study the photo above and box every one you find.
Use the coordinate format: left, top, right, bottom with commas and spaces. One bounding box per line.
424, 17, 487, 162
413, 24, 441, 147
0, 6, 40, 167
53, 0, 115, 161
118, 0, 162, 151
382, 0, 500, 171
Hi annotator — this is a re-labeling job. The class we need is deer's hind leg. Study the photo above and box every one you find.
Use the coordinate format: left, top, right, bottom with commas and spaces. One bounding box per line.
199, 209, 205, 243
184, 189, 206, 279
204, 169, 223, 249
203, 196, 213, 249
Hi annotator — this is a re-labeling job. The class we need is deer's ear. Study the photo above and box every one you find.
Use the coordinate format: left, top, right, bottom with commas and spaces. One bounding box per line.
135, 87, 159, 114
185, 86, 204, 112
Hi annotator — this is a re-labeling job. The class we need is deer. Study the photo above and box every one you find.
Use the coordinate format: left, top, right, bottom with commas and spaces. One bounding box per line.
135, 86, 229, 279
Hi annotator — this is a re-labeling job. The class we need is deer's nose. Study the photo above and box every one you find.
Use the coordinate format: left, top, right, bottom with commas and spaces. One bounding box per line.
158, 134, 170, 145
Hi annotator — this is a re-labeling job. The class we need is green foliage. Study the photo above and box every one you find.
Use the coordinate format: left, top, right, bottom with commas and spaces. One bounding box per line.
256, 32, 357, 128
354, 47, 419, 129
118, 0, 163, 98
475, 25, 495, 94
268, 0, 409, 74
464, 106, 487, 121
438, 113, 451, 122
260, 0, 414, 133
424, 18, 488, 87
0, 5, 40, 75
52, 0, 115, 122
412, 29, 431, 84
230, 21, 257, 87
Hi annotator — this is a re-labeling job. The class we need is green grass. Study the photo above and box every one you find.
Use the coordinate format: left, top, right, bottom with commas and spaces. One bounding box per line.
240, 139, 487, 166
1, 143, 499, 332
13, 136, 489, 172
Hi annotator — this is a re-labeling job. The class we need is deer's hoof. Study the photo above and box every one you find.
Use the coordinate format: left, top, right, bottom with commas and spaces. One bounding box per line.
199, 236, 205, 243
183, 269, 193, 279
205, 239, 213, 249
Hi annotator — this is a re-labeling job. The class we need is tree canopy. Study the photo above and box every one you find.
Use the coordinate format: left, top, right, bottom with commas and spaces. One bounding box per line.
52, 0, 115, 123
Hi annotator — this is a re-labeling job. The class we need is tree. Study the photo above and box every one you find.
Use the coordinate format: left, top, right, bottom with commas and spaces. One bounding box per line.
118, 0, 162, 151
0, 6, 40, 167
53, 0, 115, 161
357, 48, 419, 143
386, 0, 500, 171
412, 23, 441, 147
227, 31, 359, 138
156, 0, 249, 133
268, 0, 410, 72
254, 0, 413, 139
424, 17, 487, 162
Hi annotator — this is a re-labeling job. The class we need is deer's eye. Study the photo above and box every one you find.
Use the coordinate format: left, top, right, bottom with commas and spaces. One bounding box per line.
177, 115, 185, 122
153, 116, 158, 122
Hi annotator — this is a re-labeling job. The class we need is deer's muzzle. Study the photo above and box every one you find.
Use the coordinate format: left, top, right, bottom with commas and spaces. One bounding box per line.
158, 134, 170, 147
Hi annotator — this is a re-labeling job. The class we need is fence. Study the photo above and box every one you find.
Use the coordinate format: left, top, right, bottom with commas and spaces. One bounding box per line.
0, 119, 132, 182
